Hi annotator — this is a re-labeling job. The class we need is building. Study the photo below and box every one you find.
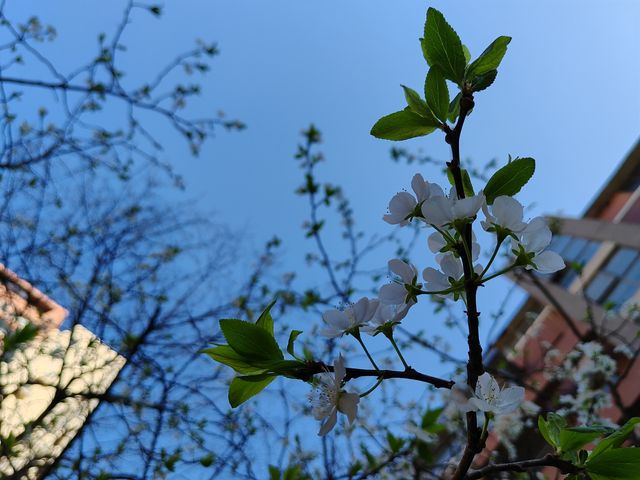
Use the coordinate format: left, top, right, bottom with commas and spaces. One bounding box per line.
482, 140, 640, 470
0, 264, 125, 479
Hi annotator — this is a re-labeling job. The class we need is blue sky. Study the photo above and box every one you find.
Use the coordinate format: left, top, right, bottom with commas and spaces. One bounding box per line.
8, 0, 640, 380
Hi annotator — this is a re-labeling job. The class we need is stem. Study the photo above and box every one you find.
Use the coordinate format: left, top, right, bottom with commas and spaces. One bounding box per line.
465, 454, 581, 479
299, 362, 454, 389
480, 263, 515, 284
386, 332, 410, 370
479, 236, 504, 279
445, 93, 486, 480
353, 333, 380, 371
359, 376, 384, 398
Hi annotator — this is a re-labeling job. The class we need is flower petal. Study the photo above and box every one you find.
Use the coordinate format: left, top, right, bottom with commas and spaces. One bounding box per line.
318, 408, 338, 436
338, 392, 359, 424
322, 309, 350, 330
496, 386, 525, 414
492, 196, 525, 231
422, 195, 453, 226
379, 283, 406, 305
428, 231, 447, 253
533, 250, 565, 274
411, 174, 429, 203
388, 259, 416, 284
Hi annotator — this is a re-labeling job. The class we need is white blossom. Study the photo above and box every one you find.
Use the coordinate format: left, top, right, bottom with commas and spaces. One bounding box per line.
379, 259, 420, 306
451, 372, 524, 415
362, 302, 410, 335
383, 174, 444, 226
422, 254, 482, 298
421, 188, 485, 227
516, 217, 565, 274
428, 230, 481, 261
309, 355, 360, 435
481, 196, 527, 233
321, 297, 378, 338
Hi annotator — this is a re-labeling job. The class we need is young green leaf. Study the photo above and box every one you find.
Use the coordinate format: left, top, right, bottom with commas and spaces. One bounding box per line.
466, 36, 511, 79
201, 345, 266, 375
255, 299, 277, 335
538, 413, 565, 450
446, 168, 474, 197
425, 68, 450, 123
585, 447, 640, 480
370, 110, 439, 141
422, 8, 466, 84
286, 330, 303, 357
401, 85, 437, 122
447, 92, 461, 123
219, 319, 283, 361
462, 44, 471, 64
484, 157, 535, 204
470, 69, 498, 92
590, 417, 640, 459
538, 415, 556, 449
228, 374, 276, 407
559, 426, 612, 454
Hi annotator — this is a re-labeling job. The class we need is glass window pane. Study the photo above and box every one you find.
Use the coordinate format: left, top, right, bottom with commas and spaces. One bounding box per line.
549, 235, 571, 255
605, 248, 638, 276
575, 241, 599, 265
563, 238, 588, 262
624, 258, 640, 282
558, 269, 578, 288
606, 281, 639, 307
585, 272, 616, 302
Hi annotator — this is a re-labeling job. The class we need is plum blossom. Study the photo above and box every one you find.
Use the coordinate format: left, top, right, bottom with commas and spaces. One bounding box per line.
321, 297, 378, 338
362, 302, 410, 335
422, 254, 482, 298
379, 259, 420, 307
515, 217, 565, 274
421, 187, 485, 227
481, 195, 527, 234
428, 230, 480, 261
451, 372, 524, 415
383, 174, 444, 225
309, 355, 359, 435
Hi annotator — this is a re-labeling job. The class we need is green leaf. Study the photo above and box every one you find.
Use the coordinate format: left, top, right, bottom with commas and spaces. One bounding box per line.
470, 69, 498, 92
268, 466, 281, 480
586, 448, 640, 479
538, 414, 565, 449
256, 299, 277, 336
462, 44, 471, 64
559, 427, 611, 453
423, 8, 467, 84
401, 85, 438, 122
467, 36, 511, 79
421, 407, 444, 429
286, 330, 302, 357
591, 418, 640, 459
419, 38, 430, 66
446, 168, 474, 197
370, 110, 439, 141
484, 157, 535, 204
425, 68, 449, 123
447, 92, 461, 123
219, 319, 283, 361
228, 374, 275, 407
201, 345, 265, 374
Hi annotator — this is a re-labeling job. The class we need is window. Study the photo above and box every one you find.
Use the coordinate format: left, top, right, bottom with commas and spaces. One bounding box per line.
546, 235, 600, 287
585, 248, 640, 307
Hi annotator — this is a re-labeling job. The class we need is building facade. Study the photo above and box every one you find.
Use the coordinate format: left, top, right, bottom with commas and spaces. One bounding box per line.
482, 141, 640, 472
0, 265, 125, 479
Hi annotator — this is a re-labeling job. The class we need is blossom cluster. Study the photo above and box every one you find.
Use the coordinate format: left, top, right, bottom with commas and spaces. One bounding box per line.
310, 173, 557, 434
